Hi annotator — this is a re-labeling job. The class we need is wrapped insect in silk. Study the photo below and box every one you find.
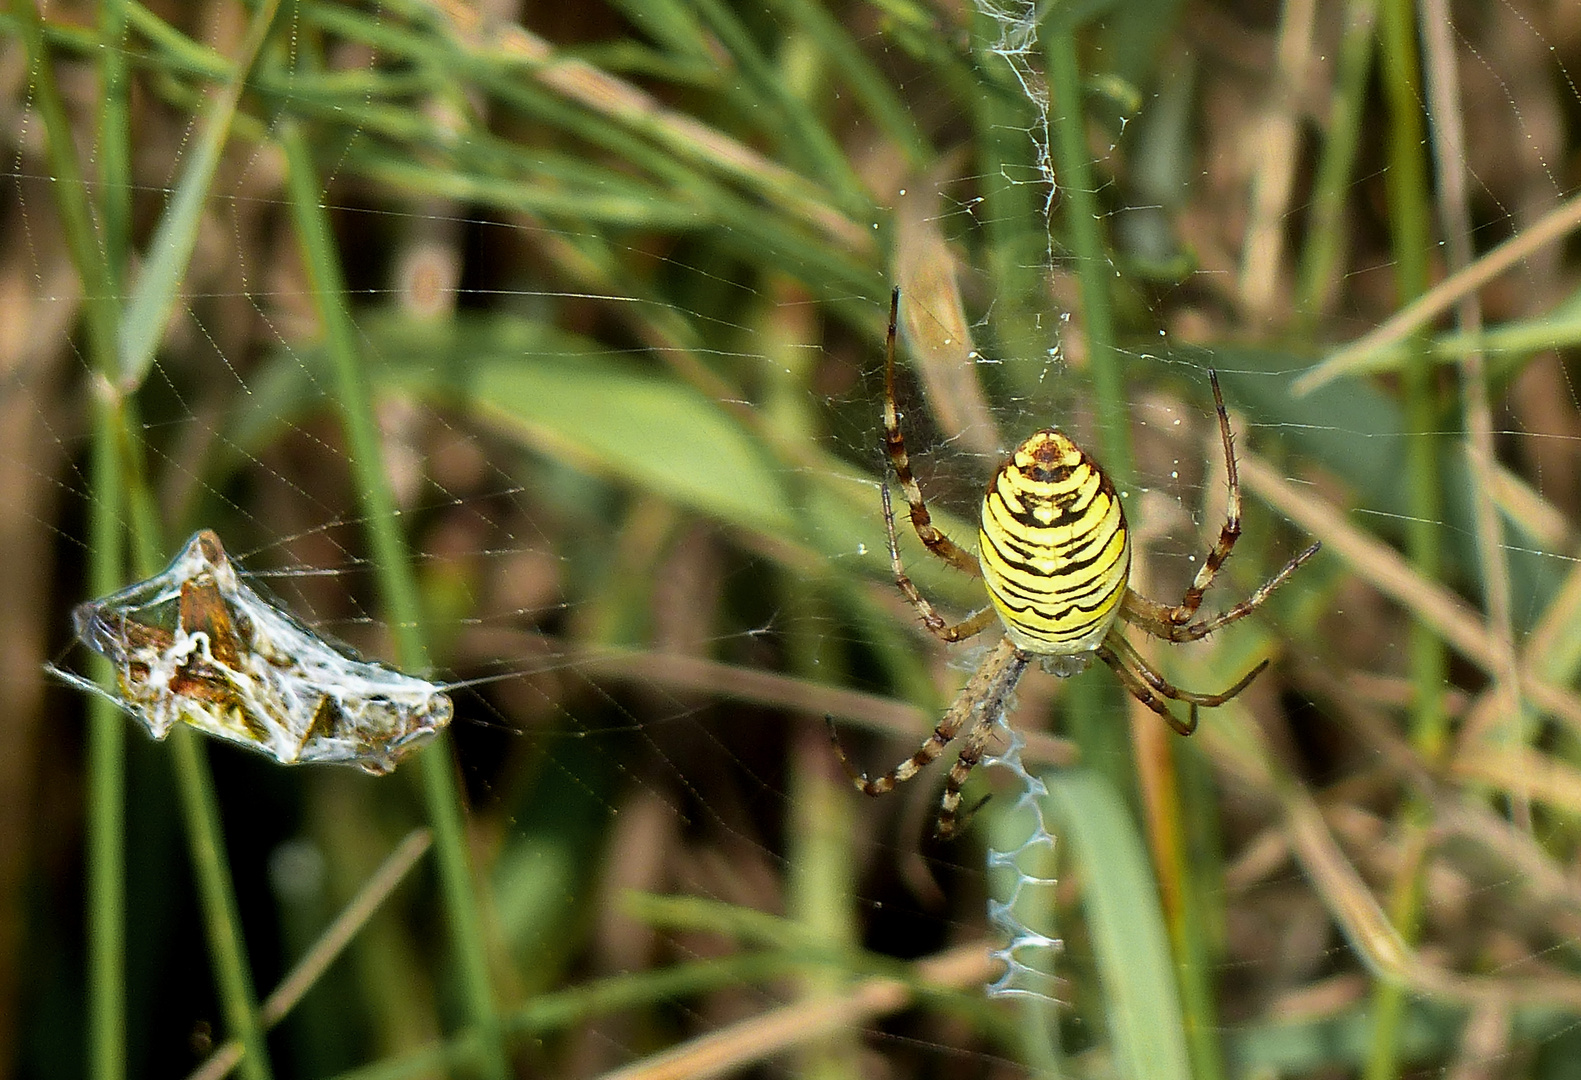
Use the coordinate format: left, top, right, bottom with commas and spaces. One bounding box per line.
63, 530, 451, 773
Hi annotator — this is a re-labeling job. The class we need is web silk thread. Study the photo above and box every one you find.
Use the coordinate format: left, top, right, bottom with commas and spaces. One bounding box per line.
983, 721, 1063, 1002
971, 0, 1057, 226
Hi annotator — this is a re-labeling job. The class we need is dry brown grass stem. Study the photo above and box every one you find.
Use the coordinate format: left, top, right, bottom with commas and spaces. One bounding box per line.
1477, 454, 1574, 553
458, 630, 1079, 768
1447, 748, 1581, 817
1238, 0, 1318, 319
185, 830, 434, 1080
892, 182, 1003, 457
1294, 190, 1581, 395
1203, 714, 1581, 1011
1238, 451, 1581, 738
1420, 0, 1524, 810
593, 941, 998, 1080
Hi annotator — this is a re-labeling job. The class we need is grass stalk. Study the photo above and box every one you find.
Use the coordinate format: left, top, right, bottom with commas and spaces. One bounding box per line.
1044, 29, 1134, 788
168, 727, 275, 1080
12, 5, 130, 1075
1133, 714, 1225, 1080
786, 727, 861, 1080
98, 0, 132, 291
8, 0, 116, 359
279, 122, 509, 1080
329, 953, 798, 1080
109, 432, 276, 1080
1418, 0, 1521, 779
1046, 771, 1192, 1080
970, 12, 1051, 383
116, 426, 276, 1080
765, 0, 932, 167
186, 829, 435, 1080
1364, 0, 1445, 1075
114, 0, 279, 390
684, 0, 868, 210
23, 3, 277, 1070
86, 412, 126, 1080
1047, 28, 1223, 1080
1294, 0, 1378, 326
1045, 29, 1131, 490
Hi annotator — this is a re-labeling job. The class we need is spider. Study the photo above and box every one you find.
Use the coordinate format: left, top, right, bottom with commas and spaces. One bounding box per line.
828, 288, 1320, 839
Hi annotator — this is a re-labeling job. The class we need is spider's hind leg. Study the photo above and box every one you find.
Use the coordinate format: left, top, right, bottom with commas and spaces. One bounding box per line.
826, 637, 1030, 840
1097, 634, 1271, 736
825, 712, 959, 797
1097, 644, 1199, 735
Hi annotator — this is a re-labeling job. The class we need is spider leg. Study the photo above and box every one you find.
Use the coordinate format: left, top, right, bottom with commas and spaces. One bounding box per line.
1096, 641, 1198, 735
1124, 540, 1321, 642
1163, 369, 1243, 625
882, 287, 981, 577
1099, 634, 1272, 736
884, 484, 999, 642
826, 708, 963, 797
948, 791, 996, 840
933, 640, 1030, 840
1125, 371, 1321, 641
1104, 633, 1268, 704
1123, 370, 1242, 630
827, 638, 1028, 839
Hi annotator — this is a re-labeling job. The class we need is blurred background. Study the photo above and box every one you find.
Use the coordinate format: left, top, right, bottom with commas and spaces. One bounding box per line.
6, 0, 1581, 1076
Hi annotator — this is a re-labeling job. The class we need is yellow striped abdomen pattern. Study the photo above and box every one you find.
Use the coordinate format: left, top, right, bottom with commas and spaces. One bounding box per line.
977, 430, 1130, 654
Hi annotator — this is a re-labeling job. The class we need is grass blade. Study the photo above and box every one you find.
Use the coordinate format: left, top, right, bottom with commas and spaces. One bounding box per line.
1046, 770, 1192, 1080
116, 0, 280, 390
279, 121, 509, 1080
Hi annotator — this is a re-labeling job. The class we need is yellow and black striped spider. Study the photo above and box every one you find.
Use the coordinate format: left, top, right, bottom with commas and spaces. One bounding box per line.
828, 289, 1320, 839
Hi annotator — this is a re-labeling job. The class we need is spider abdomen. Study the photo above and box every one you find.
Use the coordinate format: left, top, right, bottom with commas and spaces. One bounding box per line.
977, 429, 1131, 655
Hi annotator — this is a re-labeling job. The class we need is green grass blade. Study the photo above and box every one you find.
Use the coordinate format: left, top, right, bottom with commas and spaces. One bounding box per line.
113, 459, 276, 1080
686, 0, 867, 208
1045, 30, 1227, 1079
12, 6, 131, 1076
1294, 0, 1378, 324
766, 0, 932, 166
1365, 0, 1444, 1074
115, 0, 280, 390
86, 415, 126, 1080
169, 727, 275, 1080
603, 0, 715, 59
279, 121, 509, 1080
97, 0, 133, 292
8, 0, 116, 361
470, 356, 795, 536
970, 12, 1052, 383
1046, 770, 1192, 1080
329, 953, 795, 1080
1045, 28, 1130, 488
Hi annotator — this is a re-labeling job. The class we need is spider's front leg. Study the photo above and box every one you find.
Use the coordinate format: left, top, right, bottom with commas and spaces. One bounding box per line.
1161, 370, 1244, 626
1122, 540, 1321, 643
881, 287, 981, 578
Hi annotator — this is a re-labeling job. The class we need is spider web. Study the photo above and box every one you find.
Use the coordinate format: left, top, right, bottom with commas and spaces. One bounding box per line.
9, 0, 1581, 1077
